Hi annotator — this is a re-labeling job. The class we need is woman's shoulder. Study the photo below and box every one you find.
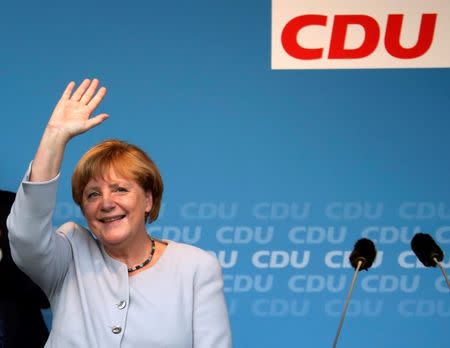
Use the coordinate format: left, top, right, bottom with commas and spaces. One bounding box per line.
165, 239, 210, 257
56, 221, 96, 245
163, 240, 220, 270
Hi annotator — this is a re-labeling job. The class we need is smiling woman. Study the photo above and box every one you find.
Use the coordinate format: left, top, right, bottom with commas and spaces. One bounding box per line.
72, 139, 163, 223
6, 79, 232, 347
72, 140, 162, 263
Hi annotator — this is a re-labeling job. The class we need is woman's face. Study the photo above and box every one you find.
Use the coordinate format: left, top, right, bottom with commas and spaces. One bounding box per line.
81, 168, 152, 249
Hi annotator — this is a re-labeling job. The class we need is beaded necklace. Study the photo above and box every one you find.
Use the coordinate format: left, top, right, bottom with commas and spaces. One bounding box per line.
127, 236, 156, 273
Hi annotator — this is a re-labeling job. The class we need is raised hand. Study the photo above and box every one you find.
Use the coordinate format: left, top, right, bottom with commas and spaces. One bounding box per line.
47, 79, 108, 142
30, 79, 108, 182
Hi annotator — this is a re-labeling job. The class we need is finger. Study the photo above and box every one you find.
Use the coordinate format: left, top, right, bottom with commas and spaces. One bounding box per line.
85, 114, 109, 131
71, 79, 91, 101
87, 86, 107, 112
80, 78, 99, 105
61, 81, 75, 100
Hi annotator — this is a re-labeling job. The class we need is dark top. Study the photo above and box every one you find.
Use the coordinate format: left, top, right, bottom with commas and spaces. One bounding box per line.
0, 190, 49, 348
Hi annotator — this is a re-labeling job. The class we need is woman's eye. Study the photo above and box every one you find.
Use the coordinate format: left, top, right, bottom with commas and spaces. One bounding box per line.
87, 191, 99, 199
116, 187, 128, 193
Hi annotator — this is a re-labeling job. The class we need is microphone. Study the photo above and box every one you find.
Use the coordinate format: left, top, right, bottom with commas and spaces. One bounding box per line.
349, 238, 377, 271
411, 233, 449, 290
411, 233, 443, 267
332, 238, 377, 348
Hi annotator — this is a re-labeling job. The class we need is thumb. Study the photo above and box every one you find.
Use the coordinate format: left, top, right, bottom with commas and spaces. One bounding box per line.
85, 113, 109, 131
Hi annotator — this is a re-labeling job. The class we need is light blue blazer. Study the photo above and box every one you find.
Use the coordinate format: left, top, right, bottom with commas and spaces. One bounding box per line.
7, 167, 232, 347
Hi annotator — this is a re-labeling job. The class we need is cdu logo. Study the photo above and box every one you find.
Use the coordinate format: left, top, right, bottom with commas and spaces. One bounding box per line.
272, 0, 450, 69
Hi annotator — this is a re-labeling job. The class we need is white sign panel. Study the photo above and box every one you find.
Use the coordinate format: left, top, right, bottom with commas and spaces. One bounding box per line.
272, 0, 450, 69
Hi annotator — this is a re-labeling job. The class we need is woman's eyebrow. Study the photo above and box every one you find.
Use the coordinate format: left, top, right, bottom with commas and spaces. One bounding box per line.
110, 181, 132, 188
84, 185, 100, 192
84, 180, 133, 192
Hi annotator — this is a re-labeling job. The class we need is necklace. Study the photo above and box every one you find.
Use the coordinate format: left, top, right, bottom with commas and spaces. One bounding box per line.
127, 236, 156, 273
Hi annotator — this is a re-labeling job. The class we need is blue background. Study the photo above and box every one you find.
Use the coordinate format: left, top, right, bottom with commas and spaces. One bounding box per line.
1, 1, 449, 347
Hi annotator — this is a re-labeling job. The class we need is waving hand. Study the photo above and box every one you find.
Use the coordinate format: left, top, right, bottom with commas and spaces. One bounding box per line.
30, 79, 108, 182
48, 79, 108, 141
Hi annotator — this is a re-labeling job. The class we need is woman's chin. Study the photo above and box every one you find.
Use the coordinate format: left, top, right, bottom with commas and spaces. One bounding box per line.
96, 228, 131, 247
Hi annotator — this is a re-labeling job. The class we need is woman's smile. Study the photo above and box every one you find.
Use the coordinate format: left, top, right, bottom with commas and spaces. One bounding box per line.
98, 215, 126, 224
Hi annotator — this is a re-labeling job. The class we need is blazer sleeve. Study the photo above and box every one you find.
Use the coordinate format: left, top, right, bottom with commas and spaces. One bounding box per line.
6, 164, 72, 298
193, 253, 232, 348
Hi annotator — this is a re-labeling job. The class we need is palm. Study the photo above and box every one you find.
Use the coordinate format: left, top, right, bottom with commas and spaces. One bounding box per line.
48, 79, 108, 139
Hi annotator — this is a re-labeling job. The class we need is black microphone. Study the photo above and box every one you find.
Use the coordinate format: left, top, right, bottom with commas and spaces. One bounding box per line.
332, 238, 377, 348
411, 233, 444, 267
349, 238, 377, 271
411, 232, 449, 291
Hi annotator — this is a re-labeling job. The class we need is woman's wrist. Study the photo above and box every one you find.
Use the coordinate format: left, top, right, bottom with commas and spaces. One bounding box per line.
44, 123, 72, 145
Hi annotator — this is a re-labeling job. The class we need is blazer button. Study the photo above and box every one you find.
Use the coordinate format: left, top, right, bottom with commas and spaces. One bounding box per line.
117, 300, 127, 310
112, 326, 122, 334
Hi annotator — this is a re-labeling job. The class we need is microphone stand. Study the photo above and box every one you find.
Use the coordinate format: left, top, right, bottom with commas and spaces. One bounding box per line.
433, 257, 450, 290
332, 259, 363, 348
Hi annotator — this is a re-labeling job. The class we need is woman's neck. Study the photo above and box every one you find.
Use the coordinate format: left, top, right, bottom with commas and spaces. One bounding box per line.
104, 232, 152, 268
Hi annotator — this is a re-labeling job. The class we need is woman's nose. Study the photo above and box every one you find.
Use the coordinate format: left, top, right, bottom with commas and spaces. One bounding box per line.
100, 193, 116, 211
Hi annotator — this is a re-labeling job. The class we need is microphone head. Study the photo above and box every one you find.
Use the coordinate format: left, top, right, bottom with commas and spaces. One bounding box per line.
349, 238, 377, 271
411, 233, 444, 267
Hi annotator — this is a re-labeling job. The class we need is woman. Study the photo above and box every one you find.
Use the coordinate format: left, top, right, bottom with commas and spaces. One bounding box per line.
7, 79, 232, 347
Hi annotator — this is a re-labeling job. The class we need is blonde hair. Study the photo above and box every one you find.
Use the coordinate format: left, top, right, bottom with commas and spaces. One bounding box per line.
72, 139, 163, 223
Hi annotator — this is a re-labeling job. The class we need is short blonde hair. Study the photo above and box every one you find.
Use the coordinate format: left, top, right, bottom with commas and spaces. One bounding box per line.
72, 139, 163, 223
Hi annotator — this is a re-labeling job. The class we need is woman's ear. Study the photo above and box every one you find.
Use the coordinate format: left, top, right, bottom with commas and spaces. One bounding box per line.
145, 191, 153, 213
